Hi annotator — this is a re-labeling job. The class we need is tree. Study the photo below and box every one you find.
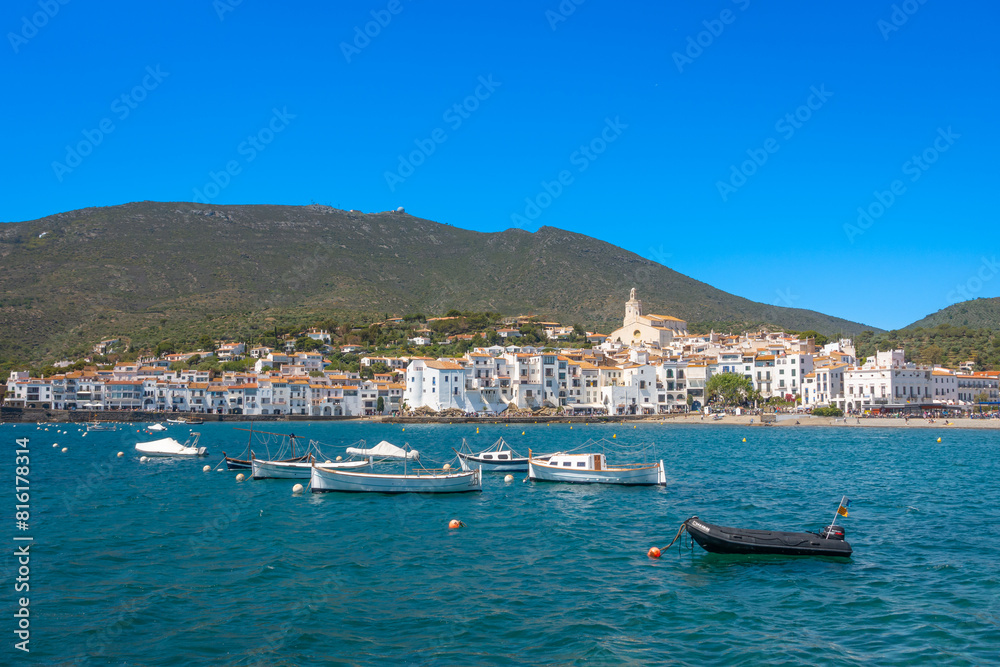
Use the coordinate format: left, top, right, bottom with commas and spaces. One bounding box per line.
197, 335, 217, 352
922, 344, 944, 365
155, 340, 176, 357
377, 396, 385, 413
705, 372, 755, 406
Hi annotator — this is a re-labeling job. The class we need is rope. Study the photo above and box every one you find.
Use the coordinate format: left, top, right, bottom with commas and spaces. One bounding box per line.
659, 522, 688, 552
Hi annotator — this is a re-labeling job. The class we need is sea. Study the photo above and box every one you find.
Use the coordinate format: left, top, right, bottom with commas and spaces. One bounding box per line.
2, 420, 998, 666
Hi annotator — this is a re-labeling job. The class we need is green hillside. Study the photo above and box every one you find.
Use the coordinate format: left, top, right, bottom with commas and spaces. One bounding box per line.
906, 297, 1000, 330
0, 202, 878, 366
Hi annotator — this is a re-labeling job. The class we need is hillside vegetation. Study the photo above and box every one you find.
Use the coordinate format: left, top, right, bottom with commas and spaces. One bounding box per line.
906, 297, 1000, 330
0, 202, 877, 367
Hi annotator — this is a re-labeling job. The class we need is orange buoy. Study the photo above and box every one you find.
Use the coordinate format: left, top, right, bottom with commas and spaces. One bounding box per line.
648, 547, 661, 558
448, 519, 464, 529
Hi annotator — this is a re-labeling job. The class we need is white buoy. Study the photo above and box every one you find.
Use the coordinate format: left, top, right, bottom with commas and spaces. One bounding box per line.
443, 463, 451, 471
61, 447, 68, 453
292, 483, 304, 494
202, 465, 211, 472
140, 456, 148, 462
504, 474, 514, 483
325, 460, 331, 463
117, 452, 124, 457
52, 443, 59, 448
336, 456, 343, 462
236, 473, 245, 482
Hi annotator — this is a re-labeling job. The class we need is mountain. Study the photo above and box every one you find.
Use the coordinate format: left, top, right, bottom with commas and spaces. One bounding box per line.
0, 202, 878, 365
905, 297, 1000, 331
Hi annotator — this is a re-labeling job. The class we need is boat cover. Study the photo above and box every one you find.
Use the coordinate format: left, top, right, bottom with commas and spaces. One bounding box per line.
345, 440, 419, 460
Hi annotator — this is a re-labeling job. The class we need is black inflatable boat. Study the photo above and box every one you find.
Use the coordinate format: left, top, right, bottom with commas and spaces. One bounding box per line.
684, 516, 852, 558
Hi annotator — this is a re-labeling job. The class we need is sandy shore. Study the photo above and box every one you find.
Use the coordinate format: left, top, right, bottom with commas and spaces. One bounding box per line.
666, 414, 1000, 429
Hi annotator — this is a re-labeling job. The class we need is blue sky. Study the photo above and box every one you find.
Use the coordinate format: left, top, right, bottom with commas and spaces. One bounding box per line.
2, 0, 997, 330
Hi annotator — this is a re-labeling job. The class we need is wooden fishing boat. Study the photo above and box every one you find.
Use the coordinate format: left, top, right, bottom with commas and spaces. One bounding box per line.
456, 437, 551, 472
683, 517, 852, 558
252, 454, 372, 480
310, 465, 482, 494
135, 432, 207, 457
527, 449, 666, 486
225, 424, 311, 471
222, 451, 310, 470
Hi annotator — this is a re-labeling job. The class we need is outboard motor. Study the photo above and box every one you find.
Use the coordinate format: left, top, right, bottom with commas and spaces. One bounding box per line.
821, 525, 846, 540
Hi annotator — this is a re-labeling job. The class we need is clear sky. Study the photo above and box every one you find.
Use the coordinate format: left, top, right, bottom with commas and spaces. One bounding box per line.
2, 0, 997, 330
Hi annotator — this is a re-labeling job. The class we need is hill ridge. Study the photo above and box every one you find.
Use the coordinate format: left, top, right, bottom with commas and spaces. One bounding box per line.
0, 201, 879, 365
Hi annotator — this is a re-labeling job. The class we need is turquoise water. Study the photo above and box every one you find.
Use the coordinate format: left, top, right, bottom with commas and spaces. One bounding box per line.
3, 421, 999, 665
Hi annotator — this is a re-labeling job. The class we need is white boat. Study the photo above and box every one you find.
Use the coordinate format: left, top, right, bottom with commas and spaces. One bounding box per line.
147, 423, 167, 432
251, 455, 372, 480
345, 439, 419, 461
310, 465, 482, 494
135, 432, 207, 457
456, 437, 551, 472
86, 422, 117, 432
527, 449, 665, 486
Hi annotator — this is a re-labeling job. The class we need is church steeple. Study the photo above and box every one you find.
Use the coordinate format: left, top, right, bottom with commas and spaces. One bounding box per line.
624, 287, 642, 325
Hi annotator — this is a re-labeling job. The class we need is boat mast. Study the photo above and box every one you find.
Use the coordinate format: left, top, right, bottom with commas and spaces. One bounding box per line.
824, 495, 847, 537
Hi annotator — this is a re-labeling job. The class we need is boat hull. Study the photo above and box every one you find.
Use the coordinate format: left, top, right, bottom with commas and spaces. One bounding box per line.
252, 458, 371, 480
458, 453, 528, 472
684, 517, 853, 558
528, 460, 665, 486
310, 466, 482, 494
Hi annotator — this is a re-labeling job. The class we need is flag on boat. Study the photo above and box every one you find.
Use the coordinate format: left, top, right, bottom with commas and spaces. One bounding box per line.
837, 498, 850, 517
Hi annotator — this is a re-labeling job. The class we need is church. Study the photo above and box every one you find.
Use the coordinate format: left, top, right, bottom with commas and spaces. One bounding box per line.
607, 288, 687, 349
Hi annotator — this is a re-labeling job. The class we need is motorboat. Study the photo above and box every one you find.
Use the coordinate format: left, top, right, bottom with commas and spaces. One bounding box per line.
86, 422, 117, 432
147, 423, 167, 432
683, 516, 853, 558
135, 432, 207, 457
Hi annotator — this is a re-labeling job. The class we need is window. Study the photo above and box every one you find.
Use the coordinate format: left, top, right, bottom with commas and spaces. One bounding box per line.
576, 462, 586, 467
498, 454, 509, 460
562, 462, 572, 467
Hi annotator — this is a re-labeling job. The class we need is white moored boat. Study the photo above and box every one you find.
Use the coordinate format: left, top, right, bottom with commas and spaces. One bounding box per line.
527, 449, 665, 486
310, 465, 482, 494
147, 423, 167, 432
345, 440, 419, 460
456, 437, 551, 472
251, 455, 372, 480
86, 422, 117, 432
135, 432, 207, 457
